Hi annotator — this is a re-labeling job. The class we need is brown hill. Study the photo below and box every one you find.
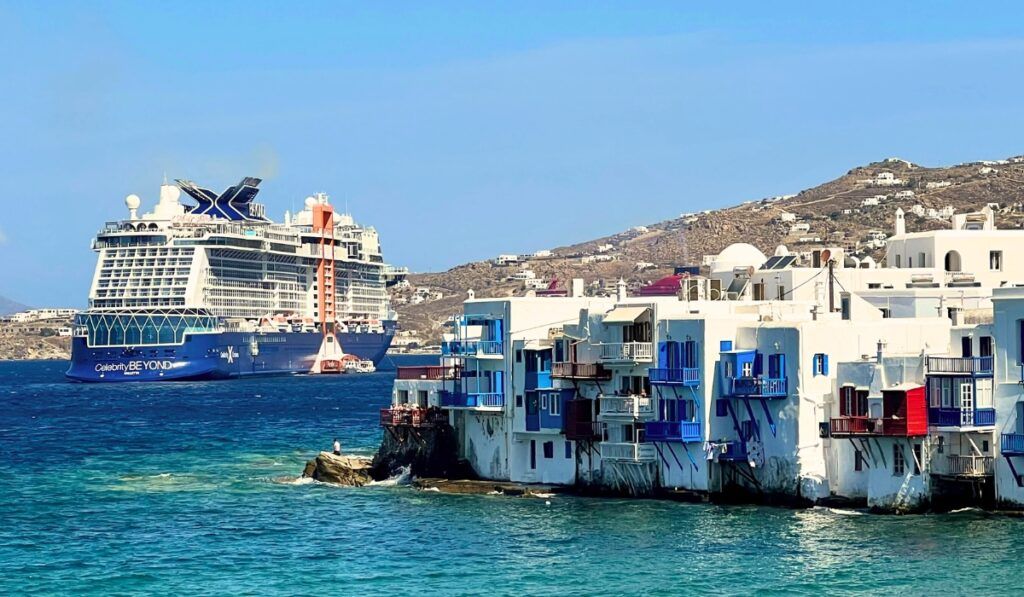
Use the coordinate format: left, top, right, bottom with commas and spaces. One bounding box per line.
392, 156, 1024, 343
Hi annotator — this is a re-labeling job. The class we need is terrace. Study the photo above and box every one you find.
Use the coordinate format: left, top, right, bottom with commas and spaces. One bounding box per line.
441, 340, 504, 358
598, 394, 655, 419
723, 376, 788, 399
942, 454, 994, 477
648, 367, 700, 386
379, 407, 448, 428
599, 342, 654, 363
1002, 433, 1024, 456
395, 365, 460, 381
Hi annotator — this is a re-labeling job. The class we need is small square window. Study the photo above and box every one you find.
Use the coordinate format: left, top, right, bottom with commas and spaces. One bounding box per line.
716, 399, 729, 417
543, 441, 554, 459
990, 250, 1003, 271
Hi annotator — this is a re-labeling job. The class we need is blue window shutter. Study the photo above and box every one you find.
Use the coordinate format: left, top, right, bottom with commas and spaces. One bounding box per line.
823, 354, 829, 376
658, 341, 669, 367
493, 370, 504, 394
720, 340, 733, 352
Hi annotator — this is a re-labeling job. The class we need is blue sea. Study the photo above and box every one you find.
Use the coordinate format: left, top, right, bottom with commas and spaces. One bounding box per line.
2, 358, 1022, 595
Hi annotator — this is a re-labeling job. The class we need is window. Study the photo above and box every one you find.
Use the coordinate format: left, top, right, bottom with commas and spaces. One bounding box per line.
549, 394, 561, 416
541, 394, 549, 410
893, 445, 905, 476
980, 336, 993, 358
777, 286, 786, 300
908, 256, 913, 268
516, 350, 522, 363
720, 340, 733, 351
543, 441, 554, 459
516, 394, 523, 408
990, 250, 1003, 271
565, 441, 572, 459
812, 353, 829, 376
397, 390, 409, 404
417, 390, 428, 407
962, 336, 972, 358
716, 399, 729, 417
880, 308, 891, 319
983, 440, 990, 453
919, 252, 926, 267
895, 254, 902, 268
530, 440, 536, 469
854, 450, 863, 472
741, 361, 753, 378
913, 444, 921, 475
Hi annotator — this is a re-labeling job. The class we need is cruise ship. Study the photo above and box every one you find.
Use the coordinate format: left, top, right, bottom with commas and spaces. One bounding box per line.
66, 177, 404, 382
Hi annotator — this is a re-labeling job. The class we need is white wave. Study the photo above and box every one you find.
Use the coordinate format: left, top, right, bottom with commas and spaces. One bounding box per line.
531, 492, 556, 499
273, 476, 316, 486
949, 507, 982, 514
422, 486, 441, 492
369, 465, 412, 487
813, 506, 866, 516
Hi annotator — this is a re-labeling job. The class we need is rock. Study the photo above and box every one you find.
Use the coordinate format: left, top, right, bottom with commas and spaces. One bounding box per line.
370, 424, 473, 481
301, 451, 373, 486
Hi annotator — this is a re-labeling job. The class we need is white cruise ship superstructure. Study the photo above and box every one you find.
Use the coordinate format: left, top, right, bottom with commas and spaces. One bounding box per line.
67, 176, 404, 382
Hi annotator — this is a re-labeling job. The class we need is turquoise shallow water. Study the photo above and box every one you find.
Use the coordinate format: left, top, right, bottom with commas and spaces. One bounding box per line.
2, 359, 1023, 595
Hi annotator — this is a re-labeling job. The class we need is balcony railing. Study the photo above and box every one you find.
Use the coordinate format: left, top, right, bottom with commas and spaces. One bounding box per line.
551, 362, 612, 380
718, 441, 748, 462
395, 365, 460, 381
600, 442, 657, 462
928, 407, 996, 428
724, 376, 788, 398
648, 367, 700, 386
598, 395, 655, 419
1002, 433, 1024, 456
926, 356, 993, 376
441, 340, 504, 357
379, 407, 448, 428
564, 420, 603, 441
944, 455, 994, 476
645, 421, 702, 443
439, 390, 504, 409
830, 416, 873, 436
599, 342, 654, 363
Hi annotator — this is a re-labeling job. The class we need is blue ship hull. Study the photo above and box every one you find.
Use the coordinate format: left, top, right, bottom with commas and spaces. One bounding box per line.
66, 324, 395, 383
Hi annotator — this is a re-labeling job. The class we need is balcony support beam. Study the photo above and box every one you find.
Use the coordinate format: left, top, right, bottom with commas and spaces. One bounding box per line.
743, 399, 761, 442
1005, 456, 1024, 487
652, 442, 673, 471
759, 398, 777, 437
847, 437, 872, 469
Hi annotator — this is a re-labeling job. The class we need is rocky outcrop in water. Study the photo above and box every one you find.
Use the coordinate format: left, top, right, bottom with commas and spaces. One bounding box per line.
371, 424, 473, 481
301, 452, 374, 486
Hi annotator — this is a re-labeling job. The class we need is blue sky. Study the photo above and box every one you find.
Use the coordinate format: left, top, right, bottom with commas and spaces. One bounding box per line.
2, 2, 1023, 307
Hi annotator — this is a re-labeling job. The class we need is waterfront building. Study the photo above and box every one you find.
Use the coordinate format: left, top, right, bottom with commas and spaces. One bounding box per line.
387, 208, 1024, 509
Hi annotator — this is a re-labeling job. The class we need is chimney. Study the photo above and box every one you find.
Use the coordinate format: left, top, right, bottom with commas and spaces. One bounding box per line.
894, 207, 905, 236
616, 278, 627, 302
571, 278, 584, 298
876, 339, 886, 363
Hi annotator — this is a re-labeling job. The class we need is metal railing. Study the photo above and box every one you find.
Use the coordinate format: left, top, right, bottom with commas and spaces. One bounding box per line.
599, 395, 655, 418
648, 367, 700, 385
599, 342, 654, 362
600, 442, 657, 462
945, 455, 994, 476
927, 356, 993, 375
379, 407, 448, 428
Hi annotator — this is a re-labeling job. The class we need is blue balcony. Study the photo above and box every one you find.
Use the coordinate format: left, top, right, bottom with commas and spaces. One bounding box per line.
439, 390, 504, 409
928, 407, 996, 428
723, 377, 788, 399
718, 441, 748, 462
645, 420, 702, 443
926, 356, 993, 377
648, 367, 700, 386
1002, 434, 1024, 456
441, 340, 504, 357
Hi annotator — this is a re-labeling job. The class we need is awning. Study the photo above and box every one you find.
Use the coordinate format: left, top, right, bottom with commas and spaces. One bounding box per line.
602, 306, 650, 324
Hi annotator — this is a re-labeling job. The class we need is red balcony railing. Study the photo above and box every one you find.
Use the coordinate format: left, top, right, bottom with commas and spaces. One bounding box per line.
830, 416, 873, 436
395, 365, 460, 381
379, 407, 449, 428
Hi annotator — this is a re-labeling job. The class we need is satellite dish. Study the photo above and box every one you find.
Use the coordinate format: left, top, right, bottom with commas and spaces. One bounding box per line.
820, 249, 832, 262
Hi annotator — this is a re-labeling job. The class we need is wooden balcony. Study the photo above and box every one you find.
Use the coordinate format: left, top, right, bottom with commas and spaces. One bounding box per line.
830, 416, 873, 436
395, 365, 460, 381
645, 421, 702, 443
941, 455, 994, 477
723, 376, 788, 399
926, 356, 993, 376
1002, 433, 1024, 456
598, 394, 654, 419
600, 442, 656, 463
551, 362, 612, 381
563, 399, 602, 440
599, 342, 654, 363
648, 367, 699, 386
379, 407, 448, 428
928, 407, 996, 428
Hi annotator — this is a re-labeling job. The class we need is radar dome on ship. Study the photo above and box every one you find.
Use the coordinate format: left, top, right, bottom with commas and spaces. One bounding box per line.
125, 194, 141, 209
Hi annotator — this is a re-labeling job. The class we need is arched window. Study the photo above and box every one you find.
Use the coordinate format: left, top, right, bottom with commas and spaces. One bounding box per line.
944, 250, 962, 272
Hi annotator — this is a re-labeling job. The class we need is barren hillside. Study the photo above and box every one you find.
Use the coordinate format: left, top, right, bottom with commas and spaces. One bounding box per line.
392, 156, 1024, 344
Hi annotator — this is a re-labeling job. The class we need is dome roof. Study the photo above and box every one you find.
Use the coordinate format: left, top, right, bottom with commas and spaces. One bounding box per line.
712, 243, 767, 272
